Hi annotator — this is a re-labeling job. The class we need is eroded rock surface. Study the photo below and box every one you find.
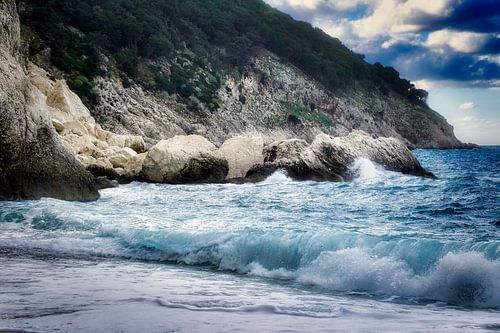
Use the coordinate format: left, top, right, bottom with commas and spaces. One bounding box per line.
27, 63, 146, 182
219, 135, 264, 180
0, 0, 98, 201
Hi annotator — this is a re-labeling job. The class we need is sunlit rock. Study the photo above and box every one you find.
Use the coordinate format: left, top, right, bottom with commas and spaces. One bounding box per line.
142, 135, 228, 183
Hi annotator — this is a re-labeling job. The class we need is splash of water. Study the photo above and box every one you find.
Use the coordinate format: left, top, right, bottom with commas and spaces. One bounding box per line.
262, 169, 293, 183
349, 157, 385, 181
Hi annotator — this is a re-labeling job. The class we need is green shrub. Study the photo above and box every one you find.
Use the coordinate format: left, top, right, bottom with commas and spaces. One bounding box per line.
21, 0, 429, 110
282, 101, 333, 127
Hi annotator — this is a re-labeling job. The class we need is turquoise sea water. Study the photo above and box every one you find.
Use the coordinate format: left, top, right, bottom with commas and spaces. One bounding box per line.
0, 148, 499, 332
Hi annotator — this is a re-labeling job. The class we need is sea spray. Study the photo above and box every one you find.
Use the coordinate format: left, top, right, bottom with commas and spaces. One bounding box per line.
262, 169, 293, 183
349, 157, 386, 181
296, 250, 500, 308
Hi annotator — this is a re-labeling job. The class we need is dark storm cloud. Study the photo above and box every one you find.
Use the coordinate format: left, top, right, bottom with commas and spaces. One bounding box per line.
430, 55, 500, 82
403, 0, 500, 33
266, 0, 500, 86
445, 0, 500, 33
483, 37, 500, 54
363, 37, 500, 85
386, 47, 500, 84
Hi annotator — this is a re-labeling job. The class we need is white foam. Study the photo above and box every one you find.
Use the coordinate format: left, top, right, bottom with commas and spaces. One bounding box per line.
2, 220, 499, 308
262, 169, 293, 183
155, 299, 343, 318
295, 250, 500, 308
349, 157, 385, 181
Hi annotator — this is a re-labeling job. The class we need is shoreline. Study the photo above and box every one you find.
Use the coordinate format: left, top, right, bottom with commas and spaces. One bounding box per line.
1, 254, 498, 333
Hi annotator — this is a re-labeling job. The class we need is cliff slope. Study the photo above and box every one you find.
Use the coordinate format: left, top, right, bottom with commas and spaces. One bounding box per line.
0, 0, 98, 201
19, 0, 465, 149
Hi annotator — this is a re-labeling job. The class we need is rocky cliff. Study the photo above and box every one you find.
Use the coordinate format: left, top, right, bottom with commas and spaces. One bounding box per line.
94, 53, 463, 148
0, 0, 98, 201
19, 0, 466, 150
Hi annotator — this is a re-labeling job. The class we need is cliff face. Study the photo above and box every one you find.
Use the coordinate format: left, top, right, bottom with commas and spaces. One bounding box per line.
0, 0, 98, 201
94, 53, 463, 148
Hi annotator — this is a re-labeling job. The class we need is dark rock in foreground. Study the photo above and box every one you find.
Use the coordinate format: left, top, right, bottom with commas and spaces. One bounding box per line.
0, 0, 99, 201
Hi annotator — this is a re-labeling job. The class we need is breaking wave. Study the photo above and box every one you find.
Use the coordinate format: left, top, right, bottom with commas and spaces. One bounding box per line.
1, 217, 498, 308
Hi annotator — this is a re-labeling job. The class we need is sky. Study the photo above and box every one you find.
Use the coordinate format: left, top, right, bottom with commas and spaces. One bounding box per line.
264, 0, 500, 145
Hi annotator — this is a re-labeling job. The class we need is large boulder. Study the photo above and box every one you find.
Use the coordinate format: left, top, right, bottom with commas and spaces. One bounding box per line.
310, 131, 433, 178
246, 138, 343, 182
219, 135, 264, 180
142, 135, 228, 183
246, 131, 434, 182
0, 1, 99, 201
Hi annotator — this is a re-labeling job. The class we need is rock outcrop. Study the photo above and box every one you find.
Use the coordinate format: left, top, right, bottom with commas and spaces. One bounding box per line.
310, 131, 433, 177
0, 0, 99, 201
138, 131, 433, 185
247, 131, 434, 182
142, 135, 228, 183
27, 63, 146, 182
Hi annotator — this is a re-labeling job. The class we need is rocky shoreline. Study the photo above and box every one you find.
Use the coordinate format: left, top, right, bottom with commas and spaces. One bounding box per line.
1, 55, 436, 201
0, 0, 459, 202
21, 62, 433, 190
1, 55, 436, 202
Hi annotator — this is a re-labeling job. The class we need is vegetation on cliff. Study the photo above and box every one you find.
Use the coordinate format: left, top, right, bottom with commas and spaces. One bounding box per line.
19, 0, 428, 111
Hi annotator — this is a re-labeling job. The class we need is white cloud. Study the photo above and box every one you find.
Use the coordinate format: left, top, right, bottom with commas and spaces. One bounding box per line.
414, 79, 500, 90
426, 30, 489, 53
313, 18, 353, 41
266, 0, 374, 12
452, 115, 500, 145
265, 0, 322, 11
355, 0, 457, 36
309, 0, 461, 54
324, 0, 372, 12
414, 79, 441, 91
459, 102, 477, 110
313, 0, 457, 39
400, 0, 455, 16
478, 54, 500, 66
381, 33, 421, 49
351, 0, 397, 38
391, 0, 458, 33
286, 0, 321, 10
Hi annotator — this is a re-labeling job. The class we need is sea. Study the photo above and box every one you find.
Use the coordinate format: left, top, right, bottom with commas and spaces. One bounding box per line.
0, 147, 499, 332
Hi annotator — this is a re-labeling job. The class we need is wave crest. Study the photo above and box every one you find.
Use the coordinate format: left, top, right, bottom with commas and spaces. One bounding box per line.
103, 229, 500, 308
296, 250, 500, 308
